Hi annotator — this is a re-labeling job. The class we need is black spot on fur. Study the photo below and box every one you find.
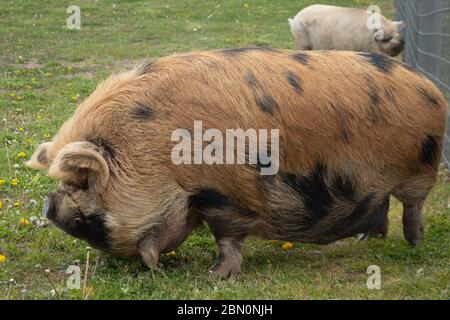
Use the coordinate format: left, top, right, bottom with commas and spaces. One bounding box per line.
244, 72, 259, 87
325, 193, 374, 237
133, 102, 154, 120
68, 211, 110, 250
365, 76, 382, 124
418, 88, 440, 109
256, 94, 278, 114
189, 188, 231, 210
331, 174, 355, 200
245, 71, 279, 114
189, 188, 258, 219
282, 162, 333, 224
420, 135, 440, 167
332, 104, 351, 143
285, 71, 303, 95
359, 52, 396, 73
292, 52, 310, 65
221, 47, 276, 55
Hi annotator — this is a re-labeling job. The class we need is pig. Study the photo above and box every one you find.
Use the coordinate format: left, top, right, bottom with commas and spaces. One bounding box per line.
288, 4, 405, 57
27, 48, 447, 278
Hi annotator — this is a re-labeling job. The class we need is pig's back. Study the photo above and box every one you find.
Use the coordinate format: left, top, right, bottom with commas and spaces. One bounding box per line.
147, 49, 446, 173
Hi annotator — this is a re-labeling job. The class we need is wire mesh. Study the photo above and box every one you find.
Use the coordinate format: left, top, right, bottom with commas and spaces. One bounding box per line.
395, 0, 450, 168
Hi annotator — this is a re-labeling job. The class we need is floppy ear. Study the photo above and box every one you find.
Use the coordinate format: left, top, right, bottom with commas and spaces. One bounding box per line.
373, 29, 385, 42
26, 142, 53, 170
393, 21, 405, 31
48, 141, 110, 192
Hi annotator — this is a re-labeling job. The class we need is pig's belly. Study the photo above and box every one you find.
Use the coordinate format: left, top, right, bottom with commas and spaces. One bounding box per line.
258, 196, 390, 244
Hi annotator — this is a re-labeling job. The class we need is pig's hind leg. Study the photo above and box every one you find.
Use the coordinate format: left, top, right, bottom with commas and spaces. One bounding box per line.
189, 189, 258, 278
358, 196, 390, 241
203, 208, 255, 278
189, 189, 259, 278
209, 236, 244, 279
393, 172, 437, 246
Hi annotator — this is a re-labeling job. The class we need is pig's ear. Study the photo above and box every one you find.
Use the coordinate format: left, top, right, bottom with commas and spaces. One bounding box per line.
48, 141, 109, 192
26, 142, 53, 170
393, 21, 405, 31
373, 29, 385, 42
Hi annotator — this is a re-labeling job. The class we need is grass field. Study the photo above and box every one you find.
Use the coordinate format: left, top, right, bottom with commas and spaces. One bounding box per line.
0, 0, 449, 300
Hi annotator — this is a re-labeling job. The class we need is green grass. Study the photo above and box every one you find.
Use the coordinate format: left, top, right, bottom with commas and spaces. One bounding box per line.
0, 0, 448, 300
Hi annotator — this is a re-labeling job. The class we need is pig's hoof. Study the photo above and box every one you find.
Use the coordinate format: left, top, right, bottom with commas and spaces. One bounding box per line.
209, 262, 241, 279
357, 228, 388, 242
404, 225, 424, 247
356, 233, 369, 242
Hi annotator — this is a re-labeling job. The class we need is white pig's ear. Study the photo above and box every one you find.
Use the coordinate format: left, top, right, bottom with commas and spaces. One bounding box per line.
26, 142, 53, 170
373, 29, 385, 42
48, 141, 109, 192
393, 21, 405, 31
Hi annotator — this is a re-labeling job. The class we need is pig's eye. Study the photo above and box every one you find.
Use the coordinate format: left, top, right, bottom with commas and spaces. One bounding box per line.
67, 180, 89, 190
382, 37, 393, 43
80, 180, 89, 190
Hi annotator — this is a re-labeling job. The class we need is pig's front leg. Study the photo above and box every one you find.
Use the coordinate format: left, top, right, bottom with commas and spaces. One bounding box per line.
139, 213, 201, 268
210, 237, 244, 279
138, 234, 160, 268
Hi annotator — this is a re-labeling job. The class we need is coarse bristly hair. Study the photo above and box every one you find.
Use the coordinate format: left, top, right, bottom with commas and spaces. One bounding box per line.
26, 49, 447, 277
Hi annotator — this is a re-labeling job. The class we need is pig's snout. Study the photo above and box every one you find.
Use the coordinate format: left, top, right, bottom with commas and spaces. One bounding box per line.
43, 194, 56, 219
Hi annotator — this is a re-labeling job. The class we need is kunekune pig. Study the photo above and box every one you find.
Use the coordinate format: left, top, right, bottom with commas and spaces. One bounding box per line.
27, 49, 447, 278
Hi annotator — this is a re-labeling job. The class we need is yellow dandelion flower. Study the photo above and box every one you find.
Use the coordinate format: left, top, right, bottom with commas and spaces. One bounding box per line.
68, 66, 72, 70
45, 72, 51, 77
17, 96, 22, 100
14, 201, 20, 207
0, 200, 3, 209
71, 95, 78, 102
11, 179, 19, 186
243, 3, 249, 8
26, 138, 33, 144
0, 179, 5, 185
282, 242, 294, 251
20, 218, 30, 225
0, 255, 6, 263
37, 115, 43, 120
43, 133, 51, 139
17, 151, 26, 158
165, 251, 176, 257
18, 127, 25, 132
10, 92, 16, 97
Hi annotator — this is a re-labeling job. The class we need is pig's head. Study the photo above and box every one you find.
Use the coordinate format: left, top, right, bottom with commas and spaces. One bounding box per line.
27, 141, 112, 250
373, 20, 405, 57
26, 139, 198, 268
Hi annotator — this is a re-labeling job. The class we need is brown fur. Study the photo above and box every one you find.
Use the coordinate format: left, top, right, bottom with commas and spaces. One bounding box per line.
27, 49, 447, 277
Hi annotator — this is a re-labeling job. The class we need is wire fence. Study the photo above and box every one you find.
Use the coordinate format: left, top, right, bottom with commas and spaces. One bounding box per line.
395, 0, 450, 168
